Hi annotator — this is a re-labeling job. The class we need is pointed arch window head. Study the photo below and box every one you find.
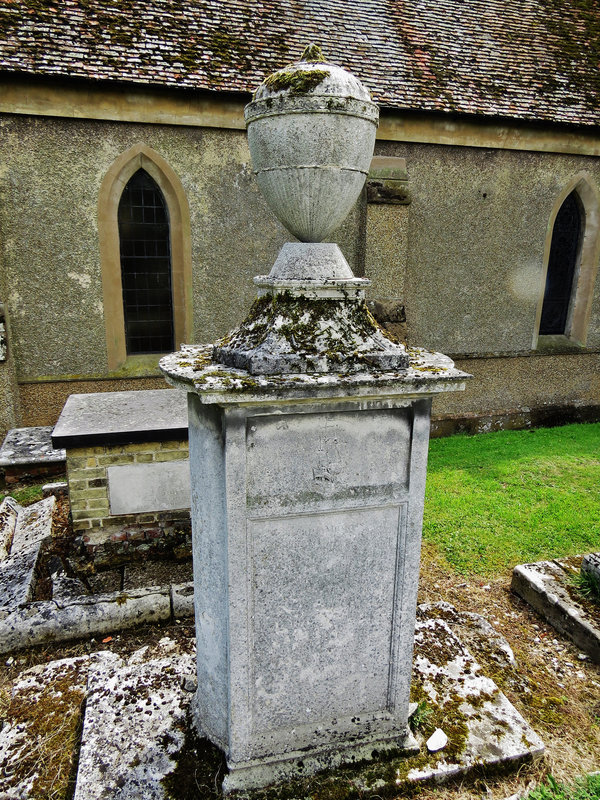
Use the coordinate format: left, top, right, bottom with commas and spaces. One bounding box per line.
539, 191, 583, 336
535, 173, 600, 349
99, 145, 193, 372
118, 169, 175, 354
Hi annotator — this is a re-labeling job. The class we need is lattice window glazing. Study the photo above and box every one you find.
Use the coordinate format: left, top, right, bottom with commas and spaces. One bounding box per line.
118, 169, 175, 354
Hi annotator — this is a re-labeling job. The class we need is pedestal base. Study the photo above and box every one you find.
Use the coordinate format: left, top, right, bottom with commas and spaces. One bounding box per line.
222, 730, 419, 793
160, 345, 470, 795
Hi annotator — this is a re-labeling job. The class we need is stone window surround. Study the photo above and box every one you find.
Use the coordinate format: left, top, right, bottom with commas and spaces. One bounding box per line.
98, 143, 193, 371
533, 171, 600, 349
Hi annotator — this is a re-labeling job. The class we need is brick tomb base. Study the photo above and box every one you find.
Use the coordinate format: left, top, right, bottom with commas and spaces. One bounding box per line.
52, 390, 191, 541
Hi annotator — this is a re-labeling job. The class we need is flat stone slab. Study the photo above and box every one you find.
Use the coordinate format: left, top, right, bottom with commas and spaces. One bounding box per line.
404, 613, 544, 783
512, 557, 600, 663
0, 425, 65, 467
0, 656, 89, 799
0, 495, 55, 617
74, 650, 196, 800
52, 389, 188, 447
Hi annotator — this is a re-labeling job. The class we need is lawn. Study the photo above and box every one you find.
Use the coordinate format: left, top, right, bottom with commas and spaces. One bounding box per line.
423, 422, 600, 576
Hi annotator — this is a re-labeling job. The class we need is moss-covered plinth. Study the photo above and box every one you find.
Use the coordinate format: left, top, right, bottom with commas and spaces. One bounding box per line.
212, 290, 409, 375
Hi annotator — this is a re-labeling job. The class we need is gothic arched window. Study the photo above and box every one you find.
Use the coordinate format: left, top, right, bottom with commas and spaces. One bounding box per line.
539, 191, 583, 336
117, 168, 175, 354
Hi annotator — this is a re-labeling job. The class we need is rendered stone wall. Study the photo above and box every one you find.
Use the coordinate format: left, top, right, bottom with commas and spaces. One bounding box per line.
66, 439, 189, 532
0, 113, 361, 384
1, 111, 600, 432
373, 140, 600, 355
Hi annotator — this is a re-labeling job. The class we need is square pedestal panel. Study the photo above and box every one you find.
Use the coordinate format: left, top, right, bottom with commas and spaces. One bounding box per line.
188, 396, 429, 789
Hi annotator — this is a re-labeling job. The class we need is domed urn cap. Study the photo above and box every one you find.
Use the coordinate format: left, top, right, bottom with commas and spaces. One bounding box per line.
244, 45, 379, 243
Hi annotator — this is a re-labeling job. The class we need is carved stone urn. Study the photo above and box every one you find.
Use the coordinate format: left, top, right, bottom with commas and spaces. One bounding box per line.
214, 45, 410, 375
245, 44, 379, 243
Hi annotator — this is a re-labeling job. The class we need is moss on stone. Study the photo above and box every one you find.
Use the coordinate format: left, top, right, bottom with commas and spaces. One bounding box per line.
263, 67, 330, 95
300, 43, 326, 63
214, 289, 401, 373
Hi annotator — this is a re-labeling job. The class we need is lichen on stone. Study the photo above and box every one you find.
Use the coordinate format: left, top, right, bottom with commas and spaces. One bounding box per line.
213, 290, 408, 374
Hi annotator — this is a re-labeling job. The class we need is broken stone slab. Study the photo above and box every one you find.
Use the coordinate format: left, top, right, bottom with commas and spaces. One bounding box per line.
418, 600, 516, 669
42, 480, 69, 498
406, 616, 544, 784
0, 426, 66, 468
0, 496, 55, 617
0, 495, 19, 559
73, 650, 196, 800
0, 585, 171, 654
582, 553, 600, 583
0, 656, 89, 799
512, 559, 600, 663
12, 494, 55, 552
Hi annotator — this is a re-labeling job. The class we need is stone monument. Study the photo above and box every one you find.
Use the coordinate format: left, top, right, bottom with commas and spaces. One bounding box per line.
160, 45, 470, 792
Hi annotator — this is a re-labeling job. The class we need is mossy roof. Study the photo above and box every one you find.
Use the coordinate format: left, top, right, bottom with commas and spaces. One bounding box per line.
0, 0, 599, 127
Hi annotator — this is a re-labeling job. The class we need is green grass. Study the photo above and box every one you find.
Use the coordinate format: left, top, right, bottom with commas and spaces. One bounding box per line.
423, 422, 600, 576
0, 482, 46, 507
526, 774, 600, 800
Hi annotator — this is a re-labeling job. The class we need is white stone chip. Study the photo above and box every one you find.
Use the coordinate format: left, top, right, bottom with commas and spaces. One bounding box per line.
426, 728, 448, 752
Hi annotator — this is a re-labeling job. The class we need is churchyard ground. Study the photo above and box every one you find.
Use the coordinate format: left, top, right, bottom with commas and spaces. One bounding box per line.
0, 423, 598, 798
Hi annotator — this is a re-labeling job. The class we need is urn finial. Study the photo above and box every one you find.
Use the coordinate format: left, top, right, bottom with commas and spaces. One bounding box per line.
212, 52, 409, 375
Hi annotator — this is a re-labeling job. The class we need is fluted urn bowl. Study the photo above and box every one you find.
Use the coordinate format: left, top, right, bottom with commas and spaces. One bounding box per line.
245, 56, 379, 243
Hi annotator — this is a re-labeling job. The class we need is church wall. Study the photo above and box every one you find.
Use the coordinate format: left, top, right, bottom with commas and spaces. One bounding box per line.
0, 109, 599, 434
0, 113, 362, 385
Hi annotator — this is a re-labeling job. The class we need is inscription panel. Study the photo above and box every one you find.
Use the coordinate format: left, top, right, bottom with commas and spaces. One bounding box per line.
246, 409, 411, 516
249, 505, 404, 734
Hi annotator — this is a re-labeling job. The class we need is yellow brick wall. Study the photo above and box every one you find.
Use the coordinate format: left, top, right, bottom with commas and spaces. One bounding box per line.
66, 439, 189, 531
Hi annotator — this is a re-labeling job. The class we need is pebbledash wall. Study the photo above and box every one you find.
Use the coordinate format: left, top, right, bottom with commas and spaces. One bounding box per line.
1, 85, 599, 437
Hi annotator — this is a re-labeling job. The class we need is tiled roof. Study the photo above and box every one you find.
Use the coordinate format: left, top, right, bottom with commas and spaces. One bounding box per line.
1, 0, 599, 127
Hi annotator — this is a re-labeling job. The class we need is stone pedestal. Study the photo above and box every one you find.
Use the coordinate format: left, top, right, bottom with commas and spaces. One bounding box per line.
161, 346, 469, 791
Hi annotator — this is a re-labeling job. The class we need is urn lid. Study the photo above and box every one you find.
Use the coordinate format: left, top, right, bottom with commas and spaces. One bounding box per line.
246, 45, 378, 125
252, 44, 372, 103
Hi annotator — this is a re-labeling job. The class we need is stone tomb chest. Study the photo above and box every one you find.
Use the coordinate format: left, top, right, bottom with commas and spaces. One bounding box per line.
52, 389, 190, 535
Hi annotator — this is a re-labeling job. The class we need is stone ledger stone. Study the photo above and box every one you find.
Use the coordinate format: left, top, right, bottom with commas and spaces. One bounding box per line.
73, 650, 195, 800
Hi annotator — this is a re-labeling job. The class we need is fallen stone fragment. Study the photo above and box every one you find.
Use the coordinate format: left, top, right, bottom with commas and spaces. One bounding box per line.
512, 559, 600, 663
0, 656, 89, 799
73, 650, 196, 800
0, 495, 19, 559
0, 496, 55, 618
0, 585, 171, 654
426, 728, 448, 752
